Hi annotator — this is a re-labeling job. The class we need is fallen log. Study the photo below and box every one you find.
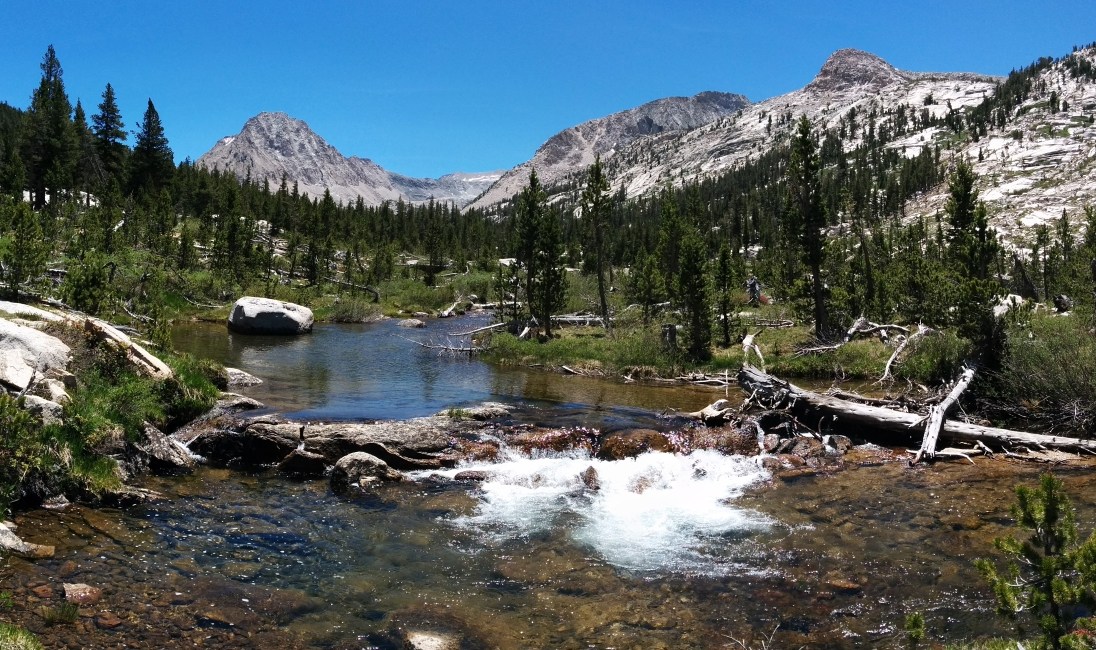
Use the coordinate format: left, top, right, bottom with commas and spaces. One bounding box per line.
913, 366, 976, 463
738, 365, 1096, 455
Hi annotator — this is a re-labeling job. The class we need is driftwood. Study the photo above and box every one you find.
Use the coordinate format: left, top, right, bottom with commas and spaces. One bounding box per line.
739, 365, 1096, 455
451, 322, 508, 337
797, 316, 910, 356
913, 366, 976, 463
685, 399, 735, 425
881, 323, 932, 382
439, 298, 464, 318
397, 335, 483, 355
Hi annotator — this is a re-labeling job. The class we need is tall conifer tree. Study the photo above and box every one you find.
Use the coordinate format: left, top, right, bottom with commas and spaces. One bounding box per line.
21, 45, 75, 209
128, 99, 174, 198
92, 83, 127, 185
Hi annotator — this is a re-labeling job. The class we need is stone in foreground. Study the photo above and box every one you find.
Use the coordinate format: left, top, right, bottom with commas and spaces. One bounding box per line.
227, 297, 314, 335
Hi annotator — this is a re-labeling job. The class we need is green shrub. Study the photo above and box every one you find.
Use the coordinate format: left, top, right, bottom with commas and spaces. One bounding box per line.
993, 312, 1096, 432
329, 297, 383, 323
900, 331, 972, 385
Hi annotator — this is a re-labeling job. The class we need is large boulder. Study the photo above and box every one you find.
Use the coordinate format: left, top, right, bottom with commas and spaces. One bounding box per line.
330, 452, 403, 493
227, 297, 314, 335
0, 318, 71, 389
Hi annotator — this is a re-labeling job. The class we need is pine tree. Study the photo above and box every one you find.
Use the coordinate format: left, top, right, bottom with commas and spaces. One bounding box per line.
72, 100, 103, 204
2, 202, 47, 297
677, 228, 712, 362
92, 83, 127, 185
514, 169, 546, 320
977, 473, 1096, 650
627, 248, 663, 324
533, 206, 567, 337
581, 155, 612, 330
21, 45, 76, 209
128, 99, 174, 198
788, 115, 828, 338
715, 242, 736, 347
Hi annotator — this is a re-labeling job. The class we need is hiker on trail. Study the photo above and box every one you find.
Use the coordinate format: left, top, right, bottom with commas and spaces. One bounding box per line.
746, 275, 762, 306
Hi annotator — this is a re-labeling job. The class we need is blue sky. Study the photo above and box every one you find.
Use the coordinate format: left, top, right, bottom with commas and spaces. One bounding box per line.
2, 1, 1094, 178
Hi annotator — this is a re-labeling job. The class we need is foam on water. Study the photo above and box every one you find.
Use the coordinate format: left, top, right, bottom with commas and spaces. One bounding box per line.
417, 449, 773, 575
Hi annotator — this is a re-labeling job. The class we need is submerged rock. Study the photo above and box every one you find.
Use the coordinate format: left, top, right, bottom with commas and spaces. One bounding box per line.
63, 582, 103, 605
227, 296, 314, 335
225, 367, 264, 387
0, 521, 54, 559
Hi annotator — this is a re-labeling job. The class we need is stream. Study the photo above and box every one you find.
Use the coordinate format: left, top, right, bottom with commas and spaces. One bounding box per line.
3, 315, 1095, 648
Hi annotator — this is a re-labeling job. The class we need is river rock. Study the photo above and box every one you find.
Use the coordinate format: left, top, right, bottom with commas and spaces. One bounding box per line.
0, 317, 70, 381
398, 318, 426, 328
330, 452, 404, 493
0, 521, 54, 559
188, 420, 302, 467
134, 424, 196, 474
277, 448, 328, 478
596, 429, 674, 460
225, 367, 263, 387
304, 419, 453, 469
63, 582, 103, 605
227, 297, 314, 335
438, 402, 511, 421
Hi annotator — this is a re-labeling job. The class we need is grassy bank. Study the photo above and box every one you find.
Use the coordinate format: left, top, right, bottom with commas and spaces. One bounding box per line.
482, 302, 970, 386
0, 321, 221, 515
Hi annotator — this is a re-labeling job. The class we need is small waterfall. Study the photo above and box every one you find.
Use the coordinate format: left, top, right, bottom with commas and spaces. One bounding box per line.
415, 448, 772, 575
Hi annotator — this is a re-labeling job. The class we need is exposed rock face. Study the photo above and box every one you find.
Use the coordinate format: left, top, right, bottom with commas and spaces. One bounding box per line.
197, 112, 501, 207
468, 91, 749, 210
227, 297, 314, 335
134, 424, 197, 474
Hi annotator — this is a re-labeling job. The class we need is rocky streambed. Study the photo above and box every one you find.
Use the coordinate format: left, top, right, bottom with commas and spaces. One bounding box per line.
6, 383, 1094, 648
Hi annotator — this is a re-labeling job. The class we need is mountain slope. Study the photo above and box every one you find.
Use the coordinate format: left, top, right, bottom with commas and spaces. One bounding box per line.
196, 112, 501, 207
602, 49, 1001, 201
466, 91, 750, 211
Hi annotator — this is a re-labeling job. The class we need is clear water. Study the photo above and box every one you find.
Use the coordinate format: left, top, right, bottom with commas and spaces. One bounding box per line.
170, 316, 722, 427
4, 316, 1094, 648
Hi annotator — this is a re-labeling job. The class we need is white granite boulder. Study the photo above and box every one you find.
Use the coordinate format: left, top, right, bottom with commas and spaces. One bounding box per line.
227, 297, 314, 335
0, 318, 70, 390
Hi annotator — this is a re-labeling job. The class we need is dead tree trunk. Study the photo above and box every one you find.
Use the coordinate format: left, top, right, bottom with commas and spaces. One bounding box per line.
739, 365, 1096, 455
913, 366, 975, 463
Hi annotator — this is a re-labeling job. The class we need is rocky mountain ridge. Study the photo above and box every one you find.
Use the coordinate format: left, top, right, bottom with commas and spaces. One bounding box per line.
466, 91, 750, 210
196, 112, 501, 207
